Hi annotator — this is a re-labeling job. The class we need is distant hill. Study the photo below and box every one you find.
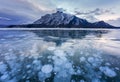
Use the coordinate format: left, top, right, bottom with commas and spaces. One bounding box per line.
0, 25, 8, 28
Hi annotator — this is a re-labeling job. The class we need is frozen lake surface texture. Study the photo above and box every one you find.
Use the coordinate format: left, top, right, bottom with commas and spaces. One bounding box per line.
0, 29, 120, 82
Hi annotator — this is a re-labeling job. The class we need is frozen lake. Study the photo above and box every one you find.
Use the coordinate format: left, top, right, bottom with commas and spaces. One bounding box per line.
0, 29, 120, 82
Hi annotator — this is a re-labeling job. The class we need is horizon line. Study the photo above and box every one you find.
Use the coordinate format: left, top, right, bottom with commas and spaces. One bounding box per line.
0, 28, 119, 30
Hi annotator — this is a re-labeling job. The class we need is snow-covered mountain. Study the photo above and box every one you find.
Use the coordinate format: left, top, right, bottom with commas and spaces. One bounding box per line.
33, 11, 114, 28
34, 11, 91, 27
7, 11, 115, 28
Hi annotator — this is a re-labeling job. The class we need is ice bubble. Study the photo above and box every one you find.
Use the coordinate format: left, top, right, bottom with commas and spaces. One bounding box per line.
47, 47, 56, 51
80, 51, 83, 55
0, 73, 9, 80
54, 50, 66, 57
38, 71, 45, 78
69, 68, 75, 74
105, 63, 111, 66
65, 48, 74, 56
26, 65, 31, 69
47, 56, 52, 59
65, 62, 72, 69
0, 62, 7, 74
32, 59, 41, 65
92, 79, 100, 82
6, 78, 17, 82
77, 70, 81, 74
32, 60, 41, 70
52, 56, 58, 60
80, 57, 86, 62
1, 39, 5, 40
27, 70, 32, 73
8, 48, 13, 52
38, 71, 48, 81
26, 80, 30, 82
99, 66, 117, 77
115, 67, 119, 70
54, 58, 64, 65
88, 57, 94, 63
58, 70, 68, 77
41, 64, 53, 74
54, 66, 60, 72
71, 80, 75, 82
80, 80, 85, 82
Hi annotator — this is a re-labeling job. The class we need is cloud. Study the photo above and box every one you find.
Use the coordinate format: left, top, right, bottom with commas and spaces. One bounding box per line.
82, 15, 99, 23
0, 0, 56, 25
56, 8, 66, 12
0, 8, 33, 25
0, 17, 11, 21
74, 8, 119, 23
107, 18, 120, 27
74, 8, 113, 16
0, 0, 120, 25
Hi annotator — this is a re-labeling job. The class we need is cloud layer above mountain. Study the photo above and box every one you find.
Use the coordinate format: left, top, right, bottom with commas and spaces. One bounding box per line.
0, 0, 120, 26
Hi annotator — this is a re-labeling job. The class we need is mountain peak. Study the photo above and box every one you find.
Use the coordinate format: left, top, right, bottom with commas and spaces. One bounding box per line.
56, 10, 63, 13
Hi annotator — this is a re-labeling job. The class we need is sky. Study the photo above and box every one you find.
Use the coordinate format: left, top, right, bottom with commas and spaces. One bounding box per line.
0, 0, 120, 26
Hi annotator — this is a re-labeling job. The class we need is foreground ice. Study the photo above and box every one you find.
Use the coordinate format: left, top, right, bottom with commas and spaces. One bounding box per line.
0, 31, 119, 82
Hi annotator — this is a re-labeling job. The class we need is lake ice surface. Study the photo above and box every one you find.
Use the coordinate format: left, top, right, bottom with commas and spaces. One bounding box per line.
0, 29, 120, 82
